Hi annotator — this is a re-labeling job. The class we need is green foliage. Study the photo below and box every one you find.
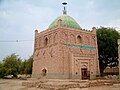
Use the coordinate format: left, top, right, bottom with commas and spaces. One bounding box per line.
0, 62, 5, 78
2, 53, 22, 78
20, 60, 27, 74
97, 27, 120, 75
0, 53, 33, 78
20, 56, 33, 75
25, 56, 33, 74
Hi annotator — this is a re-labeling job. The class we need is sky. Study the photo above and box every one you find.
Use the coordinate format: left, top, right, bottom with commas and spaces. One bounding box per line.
0, 0, 120, 60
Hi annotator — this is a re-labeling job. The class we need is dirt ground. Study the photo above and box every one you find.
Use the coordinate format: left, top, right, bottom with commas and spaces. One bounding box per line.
0, 79, 120, 90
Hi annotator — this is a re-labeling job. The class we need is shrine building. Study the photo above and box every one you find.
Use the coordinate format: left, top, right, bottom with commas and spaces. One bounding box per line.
32, 2, 100, 80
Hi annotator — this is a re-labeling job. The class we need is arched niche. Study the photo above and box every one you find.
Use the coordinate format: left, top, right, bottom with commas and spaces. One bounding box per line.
44, 37, 48, 46
77, 35, 82, 44
41, 68, 47, 76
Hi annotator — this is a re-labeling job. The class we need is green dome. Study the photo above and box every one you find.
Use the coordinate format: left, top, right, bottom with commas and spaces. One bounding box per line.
49, 15, 81, 29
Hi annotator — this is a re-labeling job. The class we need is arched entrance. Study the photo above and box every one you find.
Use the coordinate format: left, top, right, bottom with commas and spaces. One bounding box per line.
41, 68, 47, 76
81, 65, 90, 80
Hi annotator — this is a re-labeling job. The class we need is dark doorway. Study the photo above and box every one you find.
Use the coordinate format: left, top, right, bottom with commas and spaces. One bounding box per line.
42, 68, 47, 76
81, 68, 88, 80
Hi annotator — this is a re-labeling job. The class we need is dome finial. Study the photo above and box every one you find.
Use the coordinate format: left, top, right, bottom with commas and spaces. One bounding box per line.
62, 2, 67, 15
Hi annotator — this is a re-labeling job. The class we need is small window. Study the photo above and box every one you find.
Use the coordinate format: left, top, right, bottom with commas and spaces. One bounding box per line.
45, 37, 48, 46
42, 68, 47, 76
77, 35, 82, 43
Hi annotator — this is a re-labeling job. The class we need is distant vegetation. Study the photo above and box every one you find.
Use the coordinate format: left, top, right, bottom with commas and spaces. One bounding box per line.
97, 27, 120, 76
0, 53, 33, 78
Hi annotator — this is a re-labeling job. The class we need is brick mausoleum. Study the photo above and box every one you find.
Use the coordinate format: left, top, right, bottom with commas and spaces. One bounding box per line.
32, 3, 100, 80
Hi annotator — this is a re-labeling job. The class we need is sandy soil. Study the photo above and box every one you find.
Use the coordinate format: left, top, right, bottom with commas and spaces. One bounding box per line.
0, 79, 120, 90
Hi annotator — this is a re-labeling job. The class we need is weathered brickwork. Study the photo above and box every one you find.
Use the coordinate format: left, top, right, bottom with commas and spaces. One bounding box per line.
118, 39, 120, 79
32, 25, 100, 79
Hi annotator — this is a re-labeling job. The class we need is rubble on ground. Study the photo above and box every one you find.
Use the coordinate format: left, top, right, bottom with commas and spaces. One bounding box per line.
22, 78, 120, 90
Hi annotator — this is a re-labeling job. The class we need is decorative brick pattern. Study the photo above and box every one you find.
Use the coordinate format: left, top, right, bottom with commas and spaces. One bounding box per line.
32, 26, 100, 80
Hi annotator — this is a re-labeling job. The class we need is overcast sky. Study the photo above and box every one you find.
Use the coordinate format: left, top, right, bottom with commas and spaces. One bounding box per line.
0, 0, 120, 60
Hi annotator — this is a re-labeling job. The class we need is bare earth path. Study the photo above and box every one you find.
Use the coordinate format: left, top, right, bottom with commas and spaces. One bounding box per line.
0, 79, 120, 90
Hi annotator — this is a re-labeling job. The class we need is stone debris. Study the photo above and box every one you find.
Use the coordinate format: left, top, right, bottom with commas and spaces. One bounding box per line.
22, 79, 120, 89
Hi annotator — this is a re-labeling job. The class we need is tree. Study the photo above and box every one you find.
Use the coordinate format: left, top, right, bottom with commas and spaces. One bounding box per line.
20, 56, 33, 75
97, 27, 120, 75
25, 56, 33, 74
20, 60, 27, 74
0, 61, 5, 78
0, 54, 33, 78
2, 53, 22, 78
